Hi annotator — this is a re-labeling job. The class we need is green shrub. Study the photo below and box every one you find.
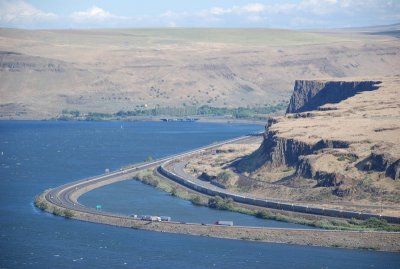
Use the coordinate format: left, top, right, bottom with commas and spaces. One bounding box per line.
312, 219, 335, 229
347, 155, 358, 163
171, 187, 178, 197
190, 195, 204, 206
349, 218, 361, 225
133, 172, 159, 187
282, 167, 293, 172
255, 209, 273, 219
337, 155, 358, 163
362, 218, 390, 230
208, 196, 234, 210
52, 207, 63, 216
63, 209, 74, 219
216, 170, 233, 184
34, 199, 48, 211
51, 207, 74, 219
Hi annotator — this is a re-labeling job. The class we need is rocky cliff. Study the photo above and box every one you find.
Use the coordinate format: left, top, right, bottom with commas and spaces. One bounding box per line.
2, 27, 400, 120
357, 144, 400, 180
286, 80, 381, 114
237, 125, 353, 185
237, 78, 400, 187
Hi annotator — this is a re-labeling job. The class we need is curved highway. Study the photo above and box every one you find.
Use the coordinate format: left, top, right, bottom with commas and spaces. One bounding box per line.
43, 133, 400, 227
44, 135, 257, 221
159, 158, 400, 224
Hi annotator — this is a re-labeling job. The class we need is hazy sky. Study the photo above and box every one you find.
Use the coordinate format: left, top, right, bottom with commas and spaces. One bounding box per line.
0, 0, 399, 29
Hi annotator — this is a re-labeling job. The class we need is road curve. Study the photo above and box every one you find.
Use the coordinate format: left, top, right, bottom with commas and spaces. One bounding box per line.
44, 135, 257, 222
32, 132, 400, 252
42, 133, 400, 227
160, 159, 400, 224
35, 133, 400, 251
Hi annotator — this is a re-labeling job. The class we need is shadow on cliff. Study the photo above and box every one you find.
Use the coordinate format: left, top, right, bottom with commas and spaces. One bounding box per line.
233, 142, 270, 173
234, 80, 383, 176
286, 80, 382, 114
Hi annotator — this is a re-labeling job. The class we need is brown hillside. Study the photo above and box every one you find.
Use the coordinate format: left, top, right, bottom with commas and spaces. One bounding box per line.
233, 77, 400, 214
0, 28, 399, 119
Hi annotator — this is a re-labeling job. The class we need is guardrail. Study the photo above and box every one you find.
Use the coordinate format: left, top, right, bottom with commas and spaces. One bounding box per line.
158, 162, 400, 224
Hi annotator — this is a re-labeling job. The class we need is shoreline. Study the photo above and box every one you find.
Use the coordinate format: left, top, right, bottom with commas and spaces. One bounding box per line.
33, 133, 400, 252
35, 191, 400, 252
0, 116, 268, 126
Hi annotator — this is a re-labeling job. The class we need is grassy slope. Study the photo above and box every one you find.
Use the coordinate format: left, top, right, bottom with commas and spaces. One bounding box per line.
0, 27, 399, 119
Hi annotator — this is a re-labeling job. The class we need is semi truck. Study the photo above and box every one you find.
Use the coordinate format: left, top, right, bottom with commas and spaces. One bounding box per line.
214, 220, 233, 226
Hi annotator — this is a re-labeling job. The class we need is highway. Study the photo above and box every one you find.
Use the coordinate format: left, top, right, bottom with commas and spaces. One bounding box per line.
44, 135, 257, 221
159, 158, 400, 224
43, 133, 400, 227
167, 158, 400, 211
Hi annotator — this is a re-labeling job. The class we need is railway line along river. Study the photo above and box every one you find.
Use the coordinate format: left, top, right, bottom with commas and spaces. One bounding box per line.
1, 121, 400, 268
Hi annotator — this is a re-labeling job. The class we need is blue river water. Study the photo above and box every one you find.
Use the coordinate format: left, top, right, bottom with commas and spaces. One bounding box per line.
79, 180, 311, 228
0, 120, 399, 269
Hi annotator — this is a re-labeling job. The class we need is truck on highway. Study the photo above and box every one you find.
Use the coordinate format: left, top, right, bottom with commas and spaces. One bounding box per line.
214, 220, 233, 226
160, 216, 171, 222
141, 215, 161, 221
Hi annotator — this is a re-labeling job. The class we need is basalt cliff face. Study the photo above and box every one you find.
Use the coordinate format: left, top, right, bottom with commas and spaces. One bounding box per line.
238, 78, 400, 196
286, 80, 381, 114
1, 27, 400, 119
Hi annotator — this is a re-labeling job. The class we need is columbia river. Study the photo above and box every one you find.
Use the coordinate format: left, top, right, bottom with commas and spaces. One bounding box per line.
1, 121, 399, 268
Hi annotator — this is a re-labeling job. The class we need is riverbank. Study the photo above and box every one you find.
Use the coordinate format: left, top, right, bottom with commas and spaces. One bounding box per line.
32, 127, 400, 251
0, 116, 268, 126
35, 191, 400, 252
183, 137, 400, 218
135, 168, 400, 232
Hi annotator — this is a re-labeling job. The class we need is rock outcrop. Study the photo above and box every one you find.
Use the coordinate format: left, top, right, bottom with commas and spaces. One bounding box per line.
357, 145, 400, 180
295, 155, 346, 187
237, 129, 348, 174
237, 131, 313, 172
238, 78, 400, 184
286, 80, 381, 114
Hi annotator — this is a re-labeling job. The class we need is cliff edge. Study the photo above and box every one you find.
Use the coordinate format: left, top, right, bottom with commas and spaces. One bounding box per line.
286, 80, 381, 114
237, 77, 400, 205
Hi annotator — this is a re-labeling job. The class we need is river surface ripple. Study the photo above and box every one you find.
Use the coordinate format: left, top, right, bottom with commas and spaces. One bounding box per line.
1, 121, 399, 269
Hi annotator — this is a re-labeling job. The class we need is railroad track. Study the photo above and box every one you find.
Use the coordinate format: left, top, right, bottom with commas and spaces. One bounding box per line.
42, 134, 400, 227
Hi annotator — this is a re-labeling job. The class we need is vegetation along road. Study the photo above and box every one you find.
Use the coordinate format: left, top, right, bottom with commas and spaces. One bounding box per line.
36, 135, 400, 251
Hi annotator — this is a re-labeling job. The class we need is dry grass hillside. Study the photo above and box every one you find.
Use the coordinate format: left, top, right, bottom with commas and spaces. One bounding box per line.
242, 77, 400, 213
0, 27, 399, 119
185, 77, 400, 216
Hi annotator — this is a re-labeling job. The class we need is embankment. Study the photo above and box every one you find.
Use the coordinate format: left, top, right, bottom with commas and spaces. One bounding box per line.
159, 160, 400, 223
35, 191, 400, 252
